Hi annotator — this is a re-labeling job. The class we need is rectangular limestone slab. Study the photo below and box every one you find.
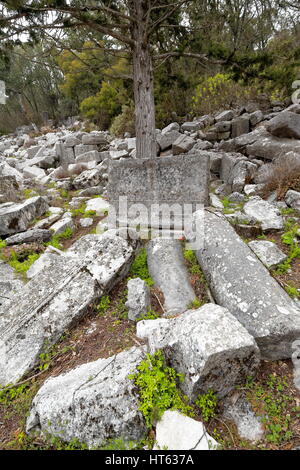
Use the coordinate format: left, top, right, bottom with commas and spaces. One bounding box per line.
190, 210, 300, 360
107, 153, 210, 228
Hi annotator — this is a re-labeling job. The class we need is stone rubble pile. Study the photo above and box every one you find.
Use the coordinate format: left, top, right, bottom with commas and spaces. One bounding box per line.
0, 101, 300, 450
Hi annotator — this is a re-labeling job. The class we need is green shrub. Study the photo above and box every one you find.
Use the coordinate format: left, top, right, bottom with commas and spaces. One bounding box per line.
109, 103, 135, 137
129, 249, 154, 287
195, 390, 218, 422
129, 350, 193, 428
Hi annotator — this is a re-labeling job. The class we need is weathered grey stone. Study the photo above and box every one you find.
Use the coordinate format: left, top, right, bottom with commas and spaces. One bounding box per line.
0, 233, 136, 386
137, 304, 260, 399
161, 122, 180, 134
0, 161, 23, 183
108, 153, 210, 228
191, 210, 300, 359
5, 229, 52, 246
125, 278, 151, 321
0, 175, 19, 203
0, 196, 49, 236
181, 121, 203, 132
26, 247, 62, 279
64, 135, 81, 148
215, 121, 231, 133
34, 207, 64, 230
215, 110, 234, 122
172, 135, 195, 155
23, 165, 46, 180
75, 150, 101, 163
26, 347, 147, 448
147, 239, 196, 315
109, 149, 129, 160
50, 216, 75, 236
85, 197, 110, 216
286, 104, 300, 114
243, 196, 284, 230
223, 396, 264, 442
79, 217, 93, 228
209, 193, 224, 209
74, 144, 98, 157
244, 184, 264, 196
26, 145, 42, 159
248, 240, 287, 269
82, 132, 108, 146
285, 190, 300, 213
157, 130, 181, 151
72, 167, 105, 190
231, 116, 250, 138
0, 259, 24, 307
267, 111, 300, 139
154, 410, 219, 450
250, 110, 264, 126
78, 186, 104, 197
193, 140, 214, 151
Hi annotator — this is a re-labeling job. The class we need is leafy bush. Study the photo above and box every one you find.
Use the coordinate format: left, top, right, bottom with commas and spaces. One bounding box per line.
129, 350, 193, 428
192, 73, 256, 116
109, 103, 135, 137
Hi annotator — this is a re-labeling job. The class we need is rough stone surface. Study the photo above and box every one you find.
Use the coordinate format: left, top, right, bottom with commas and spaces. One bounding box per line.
231, 116, 250, 138
5, 228, 52, 245
50, 216, 75, 236
248, 240, 287, 269
85, 197, 110, 216
172, 135, 195, 155
108, 153, 210, 227
0, 233, 135, 386
125, 278, 150, 321
26, 347, 147, 448
73, 167, 104, 190
157, 130, 181, 151
243, 196, 284, 231
0, 196, 49, 236
147, 239, 196, 315
267, 111, 300, 139
0, 175, 19, 203
137, 304, 260, 399
285, 190, 300, 213
223, 396, 264, 442
154, 410, 219, 450
191, 210, 300, 359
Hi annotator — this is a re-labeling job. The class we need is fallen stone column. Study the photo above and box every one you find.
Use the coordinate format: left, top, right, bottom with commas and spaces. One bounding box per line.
147, 238, 196, 315
189, 210, 300, 360
0, 233, 135, 386
0, 196, 49, 236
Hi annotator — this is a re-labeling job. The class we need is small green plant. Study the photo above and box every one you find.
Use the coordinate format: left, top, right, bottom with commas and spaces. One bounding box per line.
23, 188, 33, 199
273, 220, 300, 275
188, 298, 202, 309
96, 295, 111, 316
129, 350, 193, 428
284, 284, 300, 298
244, 374, 299, 445
221, 197, 230, 209
0, 238, 6, 249
280, 207, 297, 216
129, 249, 154, 287
136, 309, 160, 321
195, 390, 218, 422
6, 250, 40, 275
46, 227, 73, 250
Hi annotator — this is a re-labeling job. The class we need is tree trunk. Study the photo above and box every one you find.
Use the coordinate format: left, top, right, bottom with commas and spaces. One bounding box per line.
131, 1, 157, 159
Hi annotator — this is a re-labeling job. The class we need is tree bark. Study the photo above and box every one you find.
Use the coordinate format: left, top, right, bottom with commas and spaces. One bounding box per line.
131, 1, 157, 160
